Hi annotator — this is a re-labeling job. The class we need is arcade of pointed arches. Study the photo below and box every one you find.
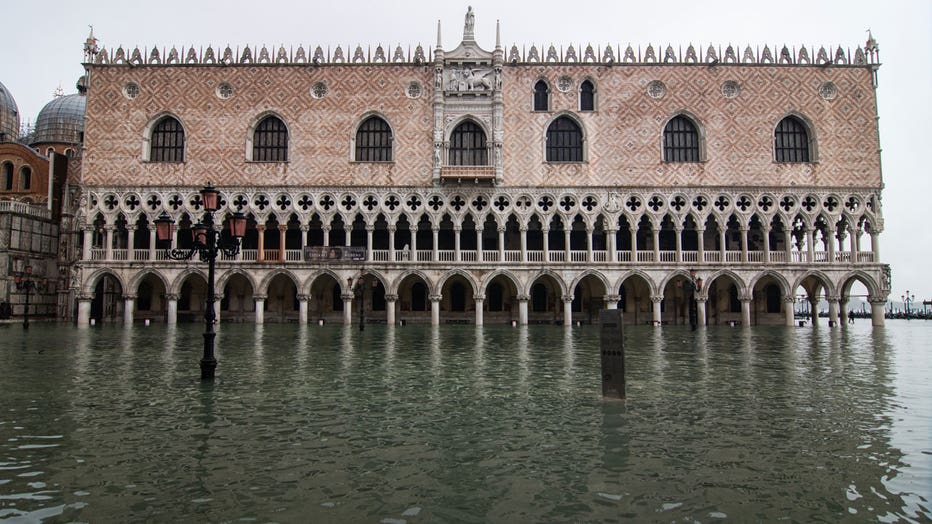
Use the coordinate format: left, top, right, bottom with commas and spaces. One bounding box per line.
78, 265, 883, 327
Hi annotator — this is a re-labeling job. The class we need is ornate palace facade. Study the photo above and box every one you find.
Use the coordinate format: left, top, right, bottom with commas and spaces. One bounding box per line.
65, 10, 890, 327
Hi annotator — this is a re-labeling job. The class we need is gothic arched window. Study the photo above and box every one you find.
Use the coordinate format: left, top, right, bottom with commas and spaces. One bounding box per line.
663, 115, 700, 162
355, 116, 392, 162
774, 116, 811, 163
449, 121, 488, 166
534, 80, 549, 111
580, 80, 595, 111
252, 115, 288, 162
546, 116, 583, 162
150, 116, 185, 162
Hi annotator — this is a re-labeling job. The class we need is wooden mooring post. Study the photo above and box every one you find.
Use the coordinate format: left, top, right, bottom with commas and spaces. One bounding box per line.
600, 309, 625, 399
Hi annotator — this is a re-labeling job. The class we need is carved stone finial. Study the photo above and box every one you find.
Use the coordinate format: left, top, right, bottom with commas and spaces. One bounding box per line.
276, 46, 289, 63
798, 46, 810, 64
393, 45, 405, 62
565, 45, 577, 62
723, 45, 737, 63
834, 46, 847, 65
742, 45, 755, 63
509, 45, 520, 63
294, 45, 307, 63
373, 44, 386, 63
240, 45, 253, 64
166, 47, 179, 64
352, 45, 365, 63
685, 44, 697, 63
623, 44, 636, 63
664, 44, 677, 63
761, 45, 773, 64
148, 47, 161, 64
185, 47, 199, 64
203, 46, 216, 64
257, 45, 270, 63
705, 44, 718, 63
583, 44, 596, 63
779, 45, 792, 64
414, 44, 426, 64
527, 45, 539, 62
602, 44, 615, 63
332, 45, 345, 63
643, 44, 656, 63
546, 44, 558, 62
816, 46, 830, 65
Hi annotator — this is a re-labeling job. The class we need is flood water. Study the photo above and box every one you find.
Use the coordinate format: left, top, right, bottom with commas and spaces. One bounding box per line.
1, 320, 930, 522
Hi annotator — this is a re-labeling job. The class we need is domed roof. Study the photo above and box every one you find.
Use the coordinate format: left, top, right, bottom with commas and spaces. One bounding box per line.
0, 80, 20, 142
32, 91, 85, 146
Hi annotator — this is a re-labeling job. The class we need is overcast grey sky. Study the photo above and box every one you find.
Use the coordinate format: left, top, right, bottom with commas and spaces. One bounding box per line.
2, 0, 929, 303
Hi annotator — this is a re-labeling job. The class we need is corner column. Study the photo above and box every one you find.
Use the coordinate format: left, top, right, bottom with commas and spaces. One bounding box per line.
77, 293, 93, 326
869, 297, 886, 327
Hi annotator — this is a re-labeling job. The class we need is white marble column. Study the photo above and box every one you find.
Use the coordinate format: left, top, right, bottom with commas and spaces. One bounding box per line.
77, 294, 92, 327
805, 227, 815, 263
740, 297, 752, 327
564, 229, 571, 262
254, 295, 266, 324
607, 228, 617, 262
430, 294, 441, 326
629, 226, 637, 262
827, 295, 840, 326
740, 227, 749, 262
498, 226, 505, 262
388, 225, 396, 262
697, 227, 705, 264
762, 224, 771, 263
148, 224, 157, 261
366, 226, 374, 262
475, 226, 484, 261
166, 293, 179, 325
520, 226, 528, 262
784, 296, 796, 326
675, 226, 683, 263
604, 294, 620, 310
342, 293, 353, 325
517, 294, 529, 325
869, 297, 886, 327
474, 295, 484, 326
385, 294, 397, 325
562, 295, 573, 326
297, 294, 309, 324
542, 227, 550, 261
651, 295, 663, 326
454, 226, 462, 262
105, 225, 114, 261
696, 298, 707, 327
82, 227, 93, 261
431, 226, 439, 262
123, 294, 135, 326
586, 227, 594, 262
651, 226, 660, 263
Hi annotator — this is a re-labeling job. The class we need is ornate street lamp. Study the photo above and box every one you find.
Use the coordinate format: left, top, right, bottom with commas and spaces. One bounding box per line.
15, 264, 46, 330
154, 183, 247, 380
901, 290, 915, 319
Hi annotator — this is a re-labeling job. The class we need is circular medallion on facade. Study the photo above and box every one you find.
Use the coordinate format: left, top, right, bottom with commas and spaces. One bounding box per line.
122, 82, 140, 100
310, 81, 328, 99
406, 81, 422, 99
647, 80, 666, 99
216, 82, 234, 99
721, 80, 740, 99
557, 76, 573, 93
818, 82, 838, 100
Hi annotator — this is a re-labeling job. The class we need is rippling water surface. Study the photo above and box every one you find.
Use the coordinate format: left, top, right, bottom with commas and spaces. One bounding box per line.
1, 321, 930, 522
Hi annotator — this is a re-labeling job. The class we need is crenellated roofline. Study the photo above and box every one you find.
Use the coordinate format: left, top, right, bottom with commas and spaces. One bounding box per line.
83, 40, 880, 68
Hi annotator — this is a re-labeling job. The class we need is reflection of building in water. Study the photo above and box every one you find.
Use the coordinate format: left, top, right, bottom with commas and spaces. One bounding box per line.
61, 10, 889, 327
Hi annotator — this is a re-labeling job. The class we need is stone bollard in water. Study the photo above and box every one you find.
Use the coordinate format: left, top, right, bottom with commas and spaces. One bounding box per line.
600, 309, 626, 399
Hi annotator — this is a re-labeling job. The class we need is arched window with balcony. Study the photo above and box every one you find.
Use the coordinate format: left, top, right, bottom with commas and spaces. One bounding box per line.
355, 116, 392, 162
546, 116, 583, 162
149, 116, 185, 162
533, 80, 549, 111
449, 121, 488, 166
774, 115, 812, 163
663, 115, 700, 162
579, 79, 595, 111
252, 115, 289, 162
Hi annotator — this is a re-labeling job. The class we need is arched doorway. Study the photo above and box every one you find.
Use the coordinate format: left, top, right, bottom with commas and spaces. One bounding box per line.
265, 273, 299, 323
572, 274, 607, 324
221, 273, 255, 323
90, 272, 123, 323
135, 272, 167, 322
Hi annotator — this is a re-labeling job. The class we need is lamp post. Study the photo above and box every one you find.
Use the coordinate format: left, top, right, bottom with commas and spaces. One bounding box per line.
348, 271, 379, 331
15, 265, 46, 330
901, 290, 915, 319
154, 183, 247, 380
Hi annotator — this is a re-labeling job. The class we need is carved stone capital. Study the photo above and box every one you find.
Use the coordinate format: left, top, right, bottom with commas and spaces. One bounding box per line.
473, 294, 485, 302
384, 294, 399, 302
253, 294, 268, 301
650, 295, 664, 304
516, 294, 530, 302
164, 293, 180, 301
429, 294, 442, 303
296, 294, 310, 302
